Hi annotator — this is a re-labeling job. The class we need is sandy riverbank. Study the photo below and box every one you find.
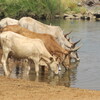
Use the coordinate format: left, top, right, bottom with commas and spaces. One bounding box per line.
0, 76, 100, 100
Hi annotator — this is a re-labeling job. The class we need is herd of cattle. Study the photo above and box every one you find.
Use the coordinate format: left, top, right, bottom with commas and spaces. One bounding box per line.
0, 17, 81, 77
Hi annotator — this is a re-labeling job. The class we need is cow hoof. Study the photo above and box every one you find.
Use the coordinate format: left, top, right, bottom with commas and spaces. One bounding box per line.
4, 71, 10, 77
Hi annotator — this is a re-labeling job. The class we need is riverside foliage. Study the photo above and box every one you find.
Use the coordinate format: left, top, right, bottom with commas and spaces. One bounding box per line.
0, 0, 86, 19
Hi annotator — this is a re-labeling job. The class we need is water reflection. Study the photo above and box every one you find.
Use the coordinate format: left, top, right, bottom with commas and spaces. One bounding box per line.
0, 61, 79, 87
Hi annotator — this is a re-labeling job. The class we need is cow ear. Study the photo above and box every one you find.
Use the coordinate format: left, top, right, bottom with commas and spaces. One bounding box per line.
49, 57, 54, 62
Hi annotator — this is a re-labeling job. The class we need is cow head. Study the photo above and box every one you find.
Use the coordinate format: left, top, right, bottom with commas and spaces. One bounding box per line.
64, 31, 81, 61
70, 39, 81, 61
49, 56, 59, 75
62, 46, 81, 69
65, 39, 81, 61
70, 51, 80, 61
62, 54, 71, 69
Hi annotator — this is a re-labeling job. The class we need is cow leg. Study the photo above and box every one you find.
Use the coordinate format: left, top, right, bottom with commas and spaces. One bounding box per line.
23, 59, 30, 75
1, 49, 10, 76
34, 62, 39, 76
31, 57, 39, 76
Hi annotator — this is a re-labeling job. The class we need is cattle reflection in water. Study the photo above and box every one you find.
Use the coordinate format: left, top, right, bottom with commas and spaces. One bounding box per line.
1, 61, 79, 87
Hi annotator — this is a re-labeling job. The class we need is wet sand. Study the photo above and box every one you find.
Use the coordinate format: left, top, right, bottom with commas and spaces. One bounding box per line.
0, 76, 100, 100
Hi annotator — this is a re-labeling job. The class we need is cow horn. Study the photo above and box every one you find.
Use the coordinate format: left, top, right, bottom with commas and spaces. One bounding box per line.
64, 44, 71, 50
67, 37, 71, 42
72, 39, 81, 47
64, 31, 72, 38
70, 45, 82, 51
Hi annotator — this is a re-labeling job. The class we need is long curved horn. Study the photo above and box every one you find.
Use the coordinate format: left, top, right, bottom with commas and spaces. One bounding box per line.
72, 39, 81, 47
70, 45, 82, 51
64, 30, 72, 38
64, 44, 71, 49
64, 45, 82, 57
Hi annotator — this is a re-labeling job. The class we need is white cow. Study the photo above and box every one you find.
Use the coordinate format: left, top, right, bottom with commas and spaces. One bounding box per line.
19, 17, 80, 61
0, 17, 18, 28
0, 31, 59, 76
19, 17, 72, 48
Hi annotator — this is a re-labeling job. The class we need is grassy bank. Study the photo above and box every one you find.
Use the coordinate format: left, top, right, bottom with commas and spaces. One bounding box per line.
0, 0, 87, 19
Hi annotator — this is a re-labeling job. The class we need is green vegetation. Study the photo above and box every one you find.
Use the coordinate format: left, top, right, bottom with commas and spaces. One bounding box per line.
0, 0, 87, 19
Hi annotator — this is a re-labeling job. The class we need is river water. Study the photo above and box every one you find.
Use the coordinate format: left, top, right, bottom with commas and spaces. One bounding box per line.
0, 19, 100, 90
41, 19, 100, 90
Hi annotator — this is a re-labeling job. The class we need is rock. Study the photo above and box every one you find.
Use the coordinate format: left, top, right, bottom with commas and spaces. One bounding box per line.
63, 12, 96, 20
55, 15, 60, 18
63, 14, 69, 19
77, 2, 82, 7
73, 13, 83, 19
64, 14, 75, 20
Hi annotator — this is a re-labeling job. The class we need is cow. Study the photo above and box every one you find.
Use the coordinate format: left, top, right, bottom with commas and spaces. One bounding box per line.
0, 25, 80, 69
0, 17, 18, 28
0, 31, 59, 76
19, 17, 80, 61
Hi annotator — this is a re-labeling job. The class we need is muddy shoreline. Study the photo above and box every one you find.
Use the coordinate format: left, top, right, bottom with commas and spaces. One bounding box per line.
0, 76, 100, 100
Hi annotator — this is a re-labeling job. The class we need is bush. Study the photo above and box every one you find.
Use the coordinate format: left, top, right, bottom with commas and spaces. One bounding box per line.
0, 0, 87, 19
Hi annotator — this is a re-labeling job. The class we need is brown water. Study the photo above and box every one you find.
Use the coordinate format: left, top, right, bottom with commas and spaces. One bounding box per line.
0, 19, 100, 90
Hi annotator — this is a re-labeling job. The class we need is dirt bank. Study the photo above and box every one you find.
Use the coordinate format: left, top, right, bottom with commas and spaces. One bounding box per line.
0, 76, 100, 100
